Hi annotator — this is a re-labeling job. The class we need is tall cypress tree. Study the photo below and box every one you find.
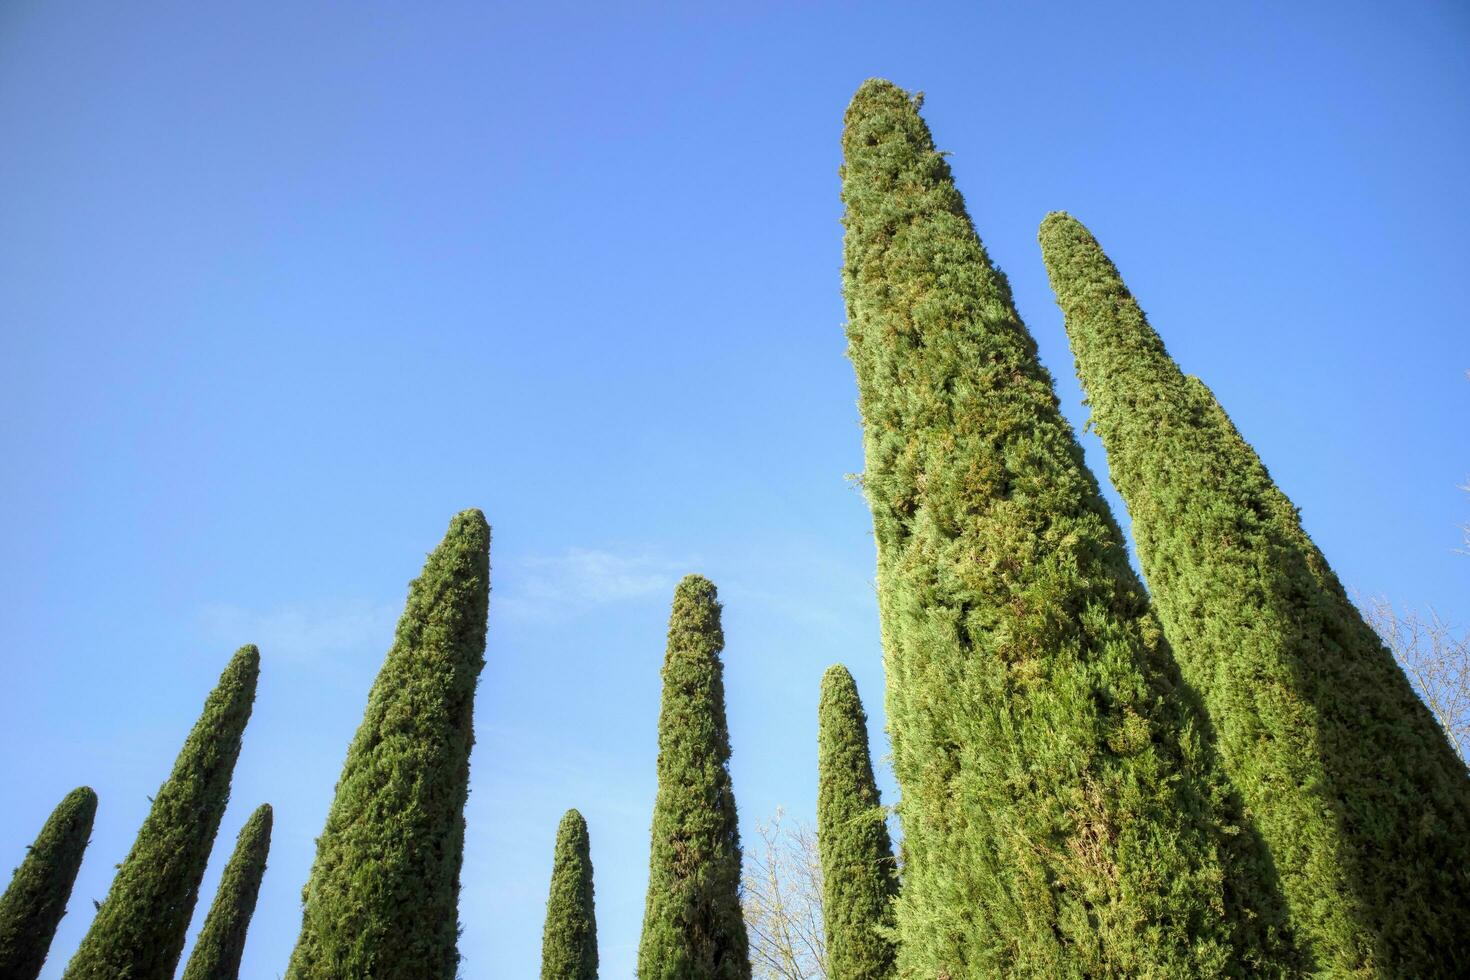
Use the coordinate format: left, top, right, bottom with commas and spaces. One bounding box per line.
637, 575, 750, 980
540, 808, 598, 980
181, 803, 273, 980
841, 80, 1294, 977
64, 644, 259, 980
816, 665, 897, 980
0, 786, 97, 980
287, 509, 490, 980
1038, 211, 1470, 974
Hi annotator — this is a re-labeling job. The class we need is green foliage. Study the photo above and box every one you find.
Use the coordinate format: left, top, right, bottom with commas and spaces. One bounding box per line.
0, 786, 97, 980
840, 79, 1295, 977
1038, 211, 1470, 975
286, 509, 490, 980
64, 645, 259, 980
540, 809, 598, 980
816, 665, 897, 980
181, 803, 273, 980
637, 575, 750, 980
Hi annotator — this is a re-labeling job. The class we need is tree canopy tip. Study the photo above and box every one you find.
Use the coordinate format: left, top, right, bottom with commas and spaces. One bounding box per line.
1039, 210, 1087, 237
849, 77, 918, 109
821, 662, 856, 684
448, 507, 491, 538
228, 643, 262, 674
674, 573, 719, 599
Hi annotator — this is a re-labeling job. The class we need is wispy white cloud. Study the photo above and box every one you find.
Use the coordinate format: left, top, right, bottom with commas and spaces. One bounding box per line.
196, 549, 682, 649
197, 599, 399, 663
496, 548, 684, 620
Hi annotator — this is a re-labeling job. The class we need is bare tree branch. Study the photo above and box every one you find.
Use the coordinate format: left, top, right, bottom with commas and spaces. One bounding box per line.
742, 808, 828, 980
1359, 594, 1470, 764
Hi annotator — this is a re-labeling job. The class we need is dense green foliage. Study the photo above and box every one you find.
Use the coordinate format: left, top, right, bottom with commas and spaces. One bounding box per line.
816, 665, 897, 980
1039, 211, 1470, 975
0, 786, 97, 980
540, 808, 598, 980
637, 575, 750, 980
286, 509, 490, 980
181, 803, 273, 980
840, 79, 1297, 977
64, 645, 259, 980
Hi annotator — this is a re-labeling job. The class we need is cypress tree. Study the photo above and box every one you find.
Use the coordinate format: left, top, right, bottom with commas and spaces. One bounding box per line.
816, 665, 898, 980
637, 575, 750, 980
64, 644, 259, 980
286, 509, 490, 980
1038, 211, 1470, 975
840, 79, 1295, 977
0, 786, 97, 980
180, 803, 273, 980
540, 808, 598, 980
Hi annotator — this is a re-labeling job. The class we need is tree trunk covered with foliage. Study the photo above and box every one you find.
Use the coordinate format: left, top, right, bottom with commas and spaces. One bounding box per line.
637, 575, 751, 980
64, 645, 259, 980
0, 786, 97, 980
816, 665, 897, 980
840, 79, 1295, 977
1038, 210, 1470, 975
540, 808, 598, 980
181, 803, 272, 980
287, 509, 490, 980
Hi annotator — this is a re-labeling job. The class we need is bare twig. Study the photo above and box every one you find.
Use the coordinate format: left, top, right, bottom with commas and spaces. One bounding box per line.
1359, 595, 1470, 764
742, 808, 828, 980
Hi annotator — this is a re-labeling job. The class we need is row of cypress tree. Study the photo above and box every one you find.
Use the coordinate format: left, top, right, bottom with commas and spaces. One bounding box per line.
8, 79, 1466, 980
534, 575, 901, 980
841, 77, 1470, 977
0, 509, 491, 980
0, 645, 270, 980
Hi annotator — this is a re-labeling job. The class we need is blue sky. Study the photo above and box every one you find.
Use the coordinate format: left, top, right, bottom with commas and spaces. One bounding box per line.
2, 2, 1467, 977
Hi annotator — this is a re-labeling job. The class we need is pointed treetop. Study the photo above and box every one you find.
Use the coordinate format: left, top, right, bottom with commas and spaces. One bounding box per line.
180, 803, 273, 980
541, 808, 597, 980
0, 786, 99, 980
445, 507, 490, 546
64, 644, 259, 980
817, 664, 898, 980
223, 643, 260, 682
559, 807, 587, 835
820, 663, 859, 701
674, 573, 717, 605
286, 508, 491, 980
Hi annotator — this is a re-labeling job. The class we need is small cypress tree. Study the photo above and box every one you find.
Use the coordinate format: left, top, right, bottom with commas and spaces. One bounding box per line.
286, 509, 490, 980
64, 644, 259, 980
817, 665, 898, 980
1038, 210, 1470, 975
540, 808, 598, 980
637, 575, 750, 980
0, 786, 98, 980
841, 80, 1294, 977
180, 803, 273, 980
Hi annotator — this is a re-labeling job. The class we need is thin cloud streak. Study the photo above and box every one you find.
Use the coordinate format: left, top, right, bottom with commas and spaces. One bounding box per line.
496, 548, 686, 620
197, 599, 399, 663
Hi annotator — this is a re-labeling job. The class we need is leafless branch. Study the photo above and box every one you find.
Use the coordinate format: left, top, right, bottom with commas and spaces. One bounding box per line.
742, 807, 828, 980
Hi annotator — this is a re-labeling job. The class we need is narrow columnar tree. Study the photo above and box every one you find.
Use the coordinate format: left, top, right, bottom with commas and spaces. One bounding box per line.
0, 786, 97, 980
841, 80, 1295, 977
637, 575, 750, 980
181, 803, 273, 980
540, 809, 598, 980
287, 509, 490, 980
1038, 210, 1470, 975
64, 645, 259, 980
817, 665, 898, 980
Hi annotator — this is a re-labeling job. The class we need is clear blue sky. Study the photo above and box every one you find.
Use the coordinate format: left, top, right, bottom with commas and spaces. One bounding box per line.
2, 2, 1466, 977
